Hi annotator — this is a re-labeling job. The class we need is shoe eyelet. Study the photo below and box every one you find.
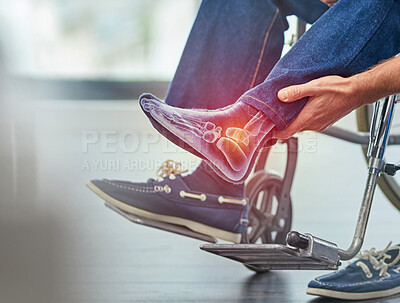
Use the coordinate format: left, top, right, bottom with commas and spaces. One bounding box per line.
163, 185, 171, 193
154, 185, 164, 192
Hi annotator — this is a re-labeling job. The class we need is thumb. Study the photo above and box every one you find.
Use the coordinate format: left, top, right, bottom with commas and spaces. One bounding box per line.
278, 82, 317, 103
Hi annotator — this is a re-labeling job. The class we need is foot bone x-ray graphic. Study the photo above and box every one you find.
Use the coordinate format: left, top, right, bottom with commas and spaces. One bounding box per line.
142, 99, 272, 173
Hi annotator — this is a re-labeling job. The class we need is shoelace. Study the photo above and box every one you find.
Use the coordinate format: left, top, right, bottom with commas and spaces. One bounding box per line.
355, 242, 400, 278
156, 160, 188, 178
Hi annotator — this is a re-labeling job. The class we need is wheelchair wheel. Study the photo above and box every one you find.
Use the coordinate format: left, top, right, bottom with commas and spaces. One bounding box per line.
242, 171, 293, 272
356, 104, 400, 211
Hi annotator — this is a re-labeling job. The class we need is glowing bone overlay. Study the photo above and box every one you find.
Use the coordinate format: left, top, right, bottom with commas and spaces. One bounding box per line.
141, 98, 274, 181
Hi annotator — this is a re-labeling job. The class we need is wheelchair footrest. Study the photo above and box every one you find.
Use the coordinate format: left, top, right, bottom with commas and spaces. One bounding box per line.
200, 243, 339, 270
105, 203, 217, 243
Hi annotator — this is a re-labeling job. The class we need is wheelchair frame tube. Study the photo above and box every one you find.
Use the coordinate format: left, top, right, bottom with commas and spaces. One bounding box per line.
338, 95, 397, 260
323, 125, 400, 147
322, 126, 370, 146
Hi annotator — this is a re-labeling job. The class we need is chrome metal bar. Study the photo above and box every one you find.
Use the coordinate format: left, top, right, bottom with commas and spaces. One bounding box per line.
367, 102, 380, 156
322, 126, 400, 146
388, 134, 400, 145
322, 126, 370, 146
338, 95, 397, 260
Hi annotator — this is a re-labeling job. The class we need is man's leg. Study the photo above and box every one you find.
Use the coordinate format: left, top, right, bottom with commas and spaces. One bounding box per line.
141, 0, 400, 183
88, 0, 326, 242
151, 0, 328, 189
164, 0, 289, 195
166, 0, 285, 109
166, 0, 328, 110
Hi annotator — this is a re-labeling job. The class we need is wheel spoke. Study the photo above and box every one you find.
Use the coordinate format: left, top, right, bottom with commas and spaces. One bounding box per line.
251, 207, 268, 223
249, 209, 270, 242
261, 233, 270, 244
261, 187, 274, 214
245, 174, 293, 245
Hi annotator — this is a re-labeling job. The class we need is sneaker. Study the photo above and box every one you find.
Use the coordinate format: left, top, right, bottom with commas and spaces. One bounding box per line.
87, 161, 249, 243
307, 242, 400, 300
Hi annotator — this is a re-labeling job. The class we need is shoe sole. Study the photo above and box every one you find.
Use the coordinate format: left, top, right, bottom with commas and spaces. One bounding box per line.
307, 286, 400, 300
86, 181, 241, 243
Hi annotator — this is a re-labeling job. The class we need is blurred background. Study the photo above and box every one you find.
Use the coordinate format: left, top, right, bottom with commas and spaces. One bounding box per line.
1, 1, 399, 302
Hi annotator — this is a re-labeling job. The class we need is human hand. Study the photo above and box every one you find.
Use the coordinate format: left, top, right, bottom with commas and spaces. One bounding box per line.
274, 75, 363, 139
320, 0, 338, 7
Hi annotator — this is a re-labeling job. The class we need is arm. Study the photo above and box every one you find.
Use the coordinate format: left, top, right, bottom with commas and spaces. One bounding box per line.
274, 55, 400, 139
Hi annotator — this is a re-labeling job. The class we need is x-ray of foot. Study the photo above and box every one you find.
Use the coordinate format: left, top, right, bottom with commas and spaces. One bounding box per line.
141, 97, 274, 181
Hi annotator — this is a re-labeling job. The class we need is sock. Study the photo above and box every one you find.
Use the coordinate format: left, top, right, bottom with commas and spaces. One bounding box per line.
141, 96, 275, 182
183, 161, 245, 197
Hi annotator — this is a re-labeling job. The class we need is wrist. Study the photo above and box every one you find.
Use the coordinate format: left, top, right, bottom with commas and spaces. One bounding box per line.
345, 75, 367, 108
348, 73, 379, 106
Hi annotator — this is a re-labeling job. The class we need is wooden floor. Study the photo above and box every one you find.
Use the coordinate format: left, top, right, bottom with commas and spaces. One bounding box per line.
2, 100, 400, 302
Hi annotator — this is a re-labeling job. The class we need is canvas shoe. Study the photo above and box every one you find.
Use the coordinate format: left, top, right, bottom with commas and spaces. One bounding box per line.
307, 242, 400, 300
87, 162, 249, 243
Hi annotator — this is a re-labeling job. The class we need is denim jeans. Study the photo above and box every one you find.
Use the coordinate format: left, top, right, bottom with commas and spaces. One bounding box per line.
165, 0, 400, 131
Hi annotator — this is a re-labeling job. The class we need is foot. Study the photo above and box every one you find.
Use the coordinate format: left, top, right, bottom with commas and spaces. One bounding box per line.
87, 162, 249, 243
140, 94, 274, 182
307, 242, 400, 300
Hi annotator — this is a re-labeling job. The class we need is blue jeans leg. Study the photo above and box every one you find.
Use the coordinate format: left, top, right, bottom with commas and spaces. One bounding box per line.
243, 0, 400, 131
165, 0, 327, 110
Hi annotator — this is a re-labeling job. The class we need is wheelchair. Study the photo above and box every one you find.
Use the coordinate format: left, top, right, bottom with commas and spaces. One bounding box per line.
105, 94, 400, 272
